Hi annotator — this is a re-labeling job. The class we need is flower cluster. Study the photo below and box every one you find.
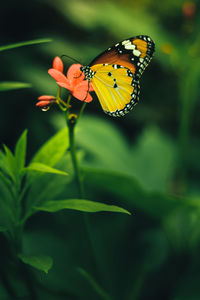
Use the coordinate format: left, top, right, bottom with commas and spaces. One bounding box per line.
36, 56, 94, 110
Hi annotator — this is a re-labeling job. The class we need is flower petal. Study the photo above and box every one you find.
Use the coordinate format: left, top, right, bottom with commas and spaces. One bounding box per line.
72, 80, 93, 102
84, 93, 93, 103
38, 95, 55, 100
36, 100, 51, 107
48, 69, 70, 85
89, 82, 94, 92
57, 81, 72, 90
67, 64, 83, 79
52, 56, 64, 72
67, 64, 85, 86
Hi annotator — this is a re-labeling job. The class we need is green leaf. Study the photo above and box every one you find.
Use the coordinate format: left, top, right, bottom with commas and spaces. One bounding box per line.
35, 199, 131, 215
0, 150, 13, 180
31, 128, 69, 167
3, 145, 16, 180
18, 254, 53, 274
25, 162, 68, 176
163, 208, 200, 253
0, 178, 16, 227
76, 116, 130, 173
76, 118, 176, 193
23, 155, 73, 220
131, 127, 176, 192
15, 130, 28, 172
0, 171, 12, 188
0, 82, 32, 91
0, 38, 52, 52
83, 167, 191, 220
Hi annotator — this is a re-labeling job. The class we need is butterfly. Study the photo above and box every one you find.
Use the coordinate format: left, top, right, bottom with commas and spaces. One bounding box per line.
80, 35, 155, 117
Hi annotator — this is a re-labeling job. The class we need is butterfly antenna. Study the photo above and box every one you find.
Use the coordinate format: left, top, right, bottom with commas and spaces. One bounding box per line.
83, 81, 90, 102
61, 54, 82, 65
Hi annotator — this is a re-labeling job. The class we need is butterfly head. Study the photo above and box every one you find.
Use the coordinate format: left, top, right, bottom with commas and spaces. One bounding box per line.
80, 66, 95, 81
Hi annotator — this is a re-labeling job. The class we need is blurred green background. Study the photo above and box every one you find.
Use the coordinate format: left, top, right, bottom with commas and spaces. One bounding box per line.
1, 0, 200, 299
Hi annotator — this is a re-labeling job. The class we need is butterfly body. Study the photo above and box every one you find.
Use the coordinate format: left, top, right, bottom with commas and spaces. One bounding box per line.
81, 35, 155, 117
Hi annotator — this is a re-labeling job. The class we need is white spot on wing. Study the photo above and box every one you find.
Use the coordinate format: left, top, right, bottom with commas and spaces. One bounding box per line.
124, 44, 136, 50
122, 40, 130, 45
133, 49, 141, 57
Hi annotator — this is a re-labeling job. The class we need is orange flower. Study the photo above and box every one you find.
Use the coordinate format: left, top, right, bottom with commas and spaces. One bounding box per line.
48, 57, 94, 103
53, 56, 64, 72
36, 95, 56, 111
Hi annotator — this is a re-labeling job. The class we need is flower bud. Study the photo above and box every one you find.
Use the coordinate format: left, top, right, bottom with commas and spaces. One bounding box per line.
37, 95, 56, 100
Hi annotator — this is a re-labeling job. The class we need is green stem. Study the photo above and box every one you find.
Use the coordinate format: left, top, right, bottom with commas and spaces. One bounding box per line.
10, 178, 24, 254
56, 87, 68, 111
67, 121, 99, 274
78, 267, 112, 300
66, 93, 72, 110
77, 101, 87, 121
65, 95, 85, 198
68, 118, 84, 198
65, 97, 100, 282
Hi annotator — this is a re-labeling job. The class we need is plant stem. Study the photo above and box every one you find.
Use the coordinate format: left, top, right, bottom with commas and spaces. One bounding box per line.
77, 102, 87, 121
68, 119, 84, 198
78, 267, 112, 300
65, 97, 101, 283
66, 95, 85, 198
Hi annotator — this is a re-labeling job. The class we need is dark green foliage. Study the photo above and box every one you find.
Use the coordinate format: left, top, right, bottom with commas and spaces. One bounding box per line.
0, 128, 130, 281
1, 0, 200, 299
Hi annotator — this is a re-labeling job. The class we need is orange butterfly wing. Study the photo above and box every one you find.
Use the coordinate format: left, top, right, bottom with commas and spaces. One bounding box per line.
88, 35, 155, 117
90, 64, 140, 116
89, 35, 155, 79
90, 50, 136, 75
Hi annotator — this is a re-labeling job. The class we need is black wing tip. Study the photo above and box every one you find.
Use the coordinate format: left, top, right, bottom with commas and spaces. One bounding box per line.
104, 101, 138, 117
